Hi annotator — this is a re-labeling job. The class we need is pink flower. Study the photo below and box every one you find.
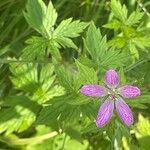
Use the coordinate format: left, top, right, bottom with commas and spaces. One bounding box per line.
80, 69, 141, 128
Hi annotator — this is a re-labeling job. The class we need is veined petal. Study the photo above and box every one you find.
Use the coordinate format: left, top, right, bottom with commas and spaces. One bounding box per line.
80, 84, 107, 97
96, 97, 114, 128
105, 69, 119, 87
115, 98, 133, 126
119, 85, 141, 98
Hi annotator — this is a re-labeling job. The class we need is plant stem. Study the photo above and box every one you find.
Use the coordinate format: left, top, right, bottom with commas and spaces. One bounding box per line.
0, 131, 58, 145
61, 134, 67, 150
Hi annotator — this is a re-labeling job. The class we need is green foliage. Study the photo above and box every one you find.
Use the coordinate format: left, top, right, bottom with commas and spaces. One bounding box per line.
24, 0, 57, 38
0, 96, 41, 134
129, 114, 150, 150
126, 11, 144, 26
84, 22, 107, 64
109, 0, 144, 26
10, 62, 64, 103
127, 94, 150, 109
53, 18, 88, 49
0, 0, 150, 149
84, 22, 130, 69
136, 114, 150, 137
36, 94, 98, 135
21, 36, 48, 60
55, 61, 98, 93
23, 0, 88, 60
75, 60, 98, 84
104, 0, 150, 60
24, 133, 88, 150
36, 62, 99, 128
10, 62, 38, 92
111, 0, 128, 22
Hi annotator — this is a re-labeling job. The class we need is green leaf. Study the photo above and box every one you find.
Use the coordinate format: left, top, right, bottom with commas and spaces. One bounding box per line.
56, 60, 98, 95
84, 22, 130, 68
103, 20, 122, 29
126, 11, 144, 26
10, 62, 39, 93
21, 36, 62, 61
133, 36, 150, 50
104, 119, 130, 149
24, 0, 47, 36
136, 114, 150, 137
0, 45, 10, 56
55, 66, 75, 93
114, 120, 130, 147
54, 18, 88, 38
36, 94, 97, 126
33, 64, 64, 103
24, 0, 57, 38
108, 37, 126, 48
10, 62, 64, 103
55, 36, 78, 49
63, 137, 89, 150
129, 41, 139, 60
48, 39, 62, 60
100, 49, 130, 68
44, 1, 57, 34
84, 22, 107, 64
36, 96, 80, 126
75, 60, 98, 84
39, 64, 55, 87
66, 94, 91, 105
119, 68, 126, 84
0, 96, 41, 134
24, 1, 87, 60
127, 94, 150, 109
143, 62, 150, 84
53, 18, 88, 49
134, 114, 150, 150
81, 122, 99, 134
21, 36, 47, 60
111, 0, 128, 22
65, 127, 83, 142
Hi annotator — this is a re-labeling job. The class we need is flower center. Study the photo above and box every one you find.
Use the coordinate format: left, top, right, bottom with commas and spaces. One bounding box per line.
106, 87, 119, 100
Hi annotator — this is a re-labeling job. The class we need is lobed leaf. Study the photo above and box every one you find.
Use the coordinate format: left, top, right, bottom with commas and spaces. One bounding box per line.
0, 96, 41, 134
10, 62, 64, 103
126, 11, 144, 26
111, 0, 128, 22
24, 0, 57, 38
84, 22, 107, 64
21, 36, 48, 60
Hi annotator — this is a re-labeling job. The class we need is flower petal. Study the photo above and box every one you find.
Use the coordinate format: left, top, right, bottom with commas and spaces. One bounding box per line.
115, 98, 134, 126
96, 97, 114, 127
119, 85, 141, 98
105, 69, 119, 87
80, 84, 107, 97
